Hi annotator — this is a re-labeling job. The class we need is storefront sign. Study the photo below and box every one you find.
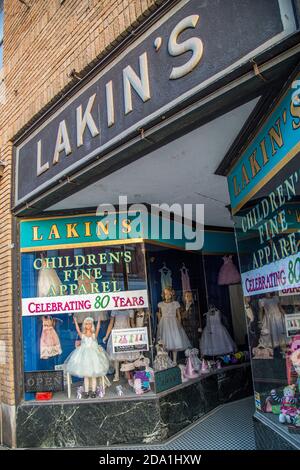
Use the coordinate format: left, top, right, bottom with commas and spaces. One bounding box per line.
24, 370, 64, 392
285, 313, 300, 337
155, 366, 182, 393
280, 287, 300, 296
20, 212, 234, 253
112, 327, 149, 354
241, 252, 300, 297
22, 289, 148, 316
228, 72, 300, 214
15, 0, 293, 207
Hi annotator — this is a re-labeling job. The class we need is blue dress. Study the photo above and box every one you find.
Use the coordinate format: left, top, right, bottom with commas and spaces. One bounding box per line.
66, 334, 109, 378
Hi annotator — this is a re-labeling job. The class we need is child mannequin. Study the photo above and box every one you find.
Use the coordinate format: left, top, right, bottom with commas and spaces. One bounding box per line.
157, 287, 191, 364
103, 310, 139, 382
66, 316, 109, 398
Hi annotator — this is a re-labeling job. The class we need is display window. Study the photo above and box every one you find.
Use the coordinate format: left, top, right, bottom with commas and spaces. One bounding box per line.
21, 238, 154, 401
233, 159, 300, 437
20, 215, 250, 404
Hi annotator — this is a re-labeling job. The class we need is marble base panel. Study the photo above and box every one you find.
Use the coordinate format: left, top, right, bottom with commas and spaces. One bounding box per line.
16, 364, 252, 448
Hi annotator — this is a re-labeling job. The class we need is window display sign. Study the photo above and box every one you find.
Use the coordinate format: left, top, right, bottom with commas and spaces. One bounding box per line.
155, 367, 182, 393
241, 251, 300, 297
112, 327, 149, 354
22, 290, 148, 316
285, 313, 300, 337
280, 287, 300, 296
24, 370, 64, 393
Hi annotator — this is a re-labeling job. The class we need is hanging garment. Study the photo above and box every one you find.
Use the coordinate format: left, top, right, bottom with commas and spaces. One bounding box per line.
159, 264, 172, 291
200, 307, 237, 356
258, 296, 287, 349
180, 265, 191, 293
40, 317, 62, 359
218, 255, 241, 285
157, 301, 191, 351
37, 260, 62, 297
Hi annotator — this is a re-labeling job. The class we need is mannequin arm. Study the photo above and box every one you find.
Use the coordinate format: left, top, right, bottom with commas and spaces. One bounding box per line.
103, 317, 114, 342
157, 308, 162, 322
73, 317, 82, 338
95, 318, 101, 337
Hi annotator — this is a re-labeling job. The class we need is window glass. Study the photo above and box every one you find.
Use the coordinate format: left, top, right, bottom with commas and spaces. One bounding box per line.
21, 243, 153, 401
233, 158, 300, 437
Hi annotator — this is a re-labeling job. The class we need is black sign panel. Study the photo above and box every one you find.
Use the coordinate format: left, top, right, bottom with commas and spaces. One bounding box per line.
155, 367, 182, 393
15, 0, 291, 206
24, 370, 64, 393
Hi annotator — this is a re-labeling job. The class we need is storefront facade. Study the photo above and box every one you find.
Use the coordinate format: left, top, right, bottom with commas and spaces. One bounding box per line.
1, 0, 300, 448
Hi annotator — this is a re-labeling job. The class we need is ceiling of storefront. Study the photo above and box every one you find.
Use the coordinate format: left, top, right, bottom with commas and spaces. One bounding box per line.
48, 97, 260, 227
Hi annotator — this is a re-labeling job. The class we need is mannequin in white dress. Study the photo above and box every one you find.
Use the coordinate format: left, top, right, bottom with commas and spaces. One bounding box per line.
157, 287, 191, 364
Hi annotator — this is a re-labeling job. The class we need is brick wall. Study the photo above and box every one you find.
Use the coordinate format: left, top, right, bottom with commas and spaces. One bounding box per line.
0, 0, 168, 408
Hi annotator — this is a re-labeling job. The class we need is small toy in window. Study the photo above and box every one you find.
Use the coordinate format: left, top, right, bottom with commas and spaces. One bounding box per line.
96, 385, 105, 398
200, 359, 209, 374
76, 385, 84, 400
271, 385, 299, 424
116, 385, 124, 397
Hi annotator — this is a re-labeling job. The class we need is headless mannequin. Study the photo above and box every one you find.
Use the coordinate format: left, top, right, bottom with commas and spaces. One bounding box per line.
103, 314, 135, 381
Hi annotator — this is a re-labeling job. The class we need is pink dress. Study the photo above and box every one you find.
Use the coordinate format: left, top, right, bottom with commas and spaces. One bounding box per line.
218, 256, 241, 285
40, 318, 62, 359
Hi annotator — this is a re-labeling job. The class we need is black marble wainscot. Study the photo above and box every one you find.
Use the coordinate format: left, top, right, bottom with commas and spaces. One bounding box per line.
16, 363, 253, 448
159, 363, 253, 440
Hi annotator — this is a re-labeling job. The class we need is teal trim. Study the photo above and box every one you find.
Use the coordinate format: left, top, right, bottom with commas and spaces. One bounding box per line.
20, 213, 236, 253
203, 231, 236, 253
228, 74, 300, 212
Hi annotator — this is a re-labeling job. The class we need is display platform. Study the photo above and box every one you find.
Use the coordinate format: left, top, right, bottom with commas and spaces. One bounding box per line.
16, 363, 252, 448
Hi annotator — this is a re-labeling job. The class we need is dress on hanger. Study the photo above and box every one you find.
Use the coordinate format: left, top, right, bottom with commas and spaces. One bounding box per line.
159, 265, 172, 291
106, 310, 140, 361
157, 301, 191, 351
66, 334, 109, 378
258, 296, 287, 349
180, 265, 191, 293
218, 256, 241, 285
37, 261, 62, 297
200, 307, 236, 356
40, 317, 62, 359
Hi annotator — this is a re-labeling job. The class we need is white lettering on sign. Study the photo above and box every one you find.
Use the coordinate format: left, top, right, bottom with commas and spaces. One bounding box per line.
168, 15, 203, 80
76, 93, 100, 147
123, 52, 151, 115
34, 15, 203, 178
